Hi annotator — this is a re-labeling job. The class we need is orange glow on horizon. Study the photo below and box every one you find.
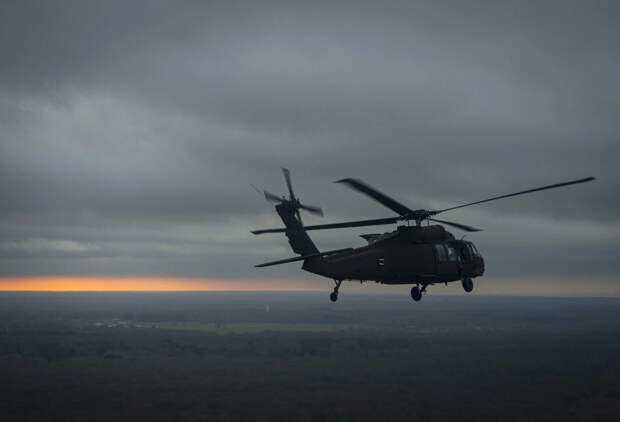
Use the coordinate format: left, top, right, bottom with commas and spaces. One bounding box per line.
0, 276, 618, 296
0, 277, 323, 292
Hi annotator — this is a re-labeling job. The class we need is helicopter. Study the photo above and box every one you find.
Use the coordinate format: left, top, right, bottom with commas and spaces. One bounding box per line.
251, 169, 595, 302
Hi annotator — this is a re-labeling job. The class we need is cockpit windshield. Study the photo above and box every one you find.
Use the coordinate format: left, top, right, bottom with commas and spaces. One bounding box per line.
468, 243, 480, 257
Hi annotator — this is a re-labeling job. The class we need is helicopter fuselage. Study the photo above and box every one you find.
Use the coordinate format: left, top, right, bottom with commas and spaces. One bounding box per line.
303, 225, 485, 285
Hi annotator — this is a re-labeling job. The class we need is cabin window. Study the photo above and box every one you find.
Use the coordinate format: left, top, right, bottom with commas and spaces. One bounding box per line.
446, 246, 457, 261
377, 258, 385, 268
434, 244, 447, 261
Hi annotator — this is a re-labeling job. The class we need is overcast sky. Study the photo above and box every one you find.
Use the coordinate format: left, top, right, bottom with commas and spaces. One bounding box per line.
0, 1, 618, 291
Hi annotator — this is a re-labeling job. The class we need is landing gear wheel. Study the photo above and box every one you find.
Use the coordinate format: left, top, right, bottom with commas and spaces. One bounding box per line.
462, 277, 474, 293
330, 280, 343, 302
411, 286, 422, 302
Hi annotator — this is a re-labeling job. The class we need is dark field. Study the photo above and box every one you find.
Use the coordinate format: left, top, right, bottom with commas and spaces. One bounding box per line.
0, 292, 619, 421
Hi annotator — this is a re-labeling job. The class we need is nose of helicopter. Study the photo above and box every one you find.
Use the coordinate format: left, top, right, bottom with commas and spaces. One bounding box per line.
478, 256, 485, 276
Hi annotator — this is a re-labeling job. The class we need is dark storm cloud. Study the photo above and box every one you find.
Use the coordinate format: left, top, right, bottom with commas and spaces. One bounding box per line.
0, 0, 618, 280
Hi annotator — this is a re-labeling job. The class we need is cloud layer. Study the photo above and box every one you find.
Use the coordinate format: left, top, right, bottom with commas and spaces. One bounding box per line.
1, 1, 618, 284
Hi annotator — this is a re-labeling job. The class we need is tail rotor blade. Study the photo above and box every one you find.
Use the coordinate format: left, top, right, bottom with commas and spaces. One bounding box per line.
299, 203, 324, 216
264, 190, 283, 204
282, 167, 296, 200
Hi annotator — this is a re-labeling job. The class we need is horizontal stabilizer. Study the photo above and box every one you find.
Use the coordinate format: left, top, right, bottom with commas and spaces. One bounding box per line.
255, 247, 351, 268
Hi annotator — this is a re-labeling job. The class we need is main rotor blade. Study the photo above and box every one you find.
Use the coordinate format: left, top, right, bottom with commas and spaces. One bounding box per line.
250, 184, 263, 196
434, 176, 596, 215
264, 190, 283, 204
336, 178, 413, 216
299, 203, 324, 216
428, 218, 482, 232
301, 216, 400, 231
251, 216, 400, 234
282, 167, 296, 200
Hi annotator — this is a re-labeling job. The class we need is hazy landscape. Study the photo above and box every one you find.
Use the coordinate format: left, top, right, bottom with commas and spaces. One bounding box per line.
1, 292, 618, 421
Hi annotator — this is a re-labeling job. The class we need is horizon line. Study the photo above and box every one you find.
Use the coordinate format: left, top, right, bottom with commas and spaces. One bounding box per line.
0, 290, 618, 299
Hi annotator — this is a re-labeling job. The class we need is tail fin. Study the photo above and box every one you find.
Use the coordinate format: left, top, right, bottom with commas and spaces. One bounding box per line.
253, 168, 323, 256
276, 202, 319, 255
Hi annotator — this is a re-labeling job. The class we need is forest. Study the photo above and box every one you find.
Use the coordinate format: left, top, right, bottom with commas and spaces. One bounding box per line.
1, 292, 619, 421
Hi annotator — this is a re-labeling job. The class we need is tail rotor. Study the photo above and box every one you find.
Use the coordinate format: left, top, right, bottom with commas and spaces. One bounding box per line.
260, 168, 324, 224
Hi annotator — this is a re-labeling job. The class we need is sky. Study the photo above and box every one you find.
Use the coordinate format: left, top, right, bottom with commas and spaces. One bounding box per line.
0, 0, 618, 293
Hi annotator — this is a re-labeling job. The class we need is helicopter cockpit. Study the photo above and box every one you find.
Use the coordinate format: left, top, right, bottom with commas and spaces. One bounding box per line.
456, 241, 484, 276
459, 242, 480, 261
434, 240, 484, 278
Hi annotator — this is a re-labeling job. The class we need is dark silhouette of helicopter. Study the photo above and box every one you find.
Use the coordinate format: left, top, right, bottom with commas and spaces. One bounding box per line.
252, 169, 595, 302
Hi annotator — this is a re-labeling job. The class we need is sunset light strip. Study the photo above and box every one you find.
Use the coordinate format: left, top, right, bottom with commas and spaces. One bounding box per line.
0, 276, 618, 296
0, 277, 323, 292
